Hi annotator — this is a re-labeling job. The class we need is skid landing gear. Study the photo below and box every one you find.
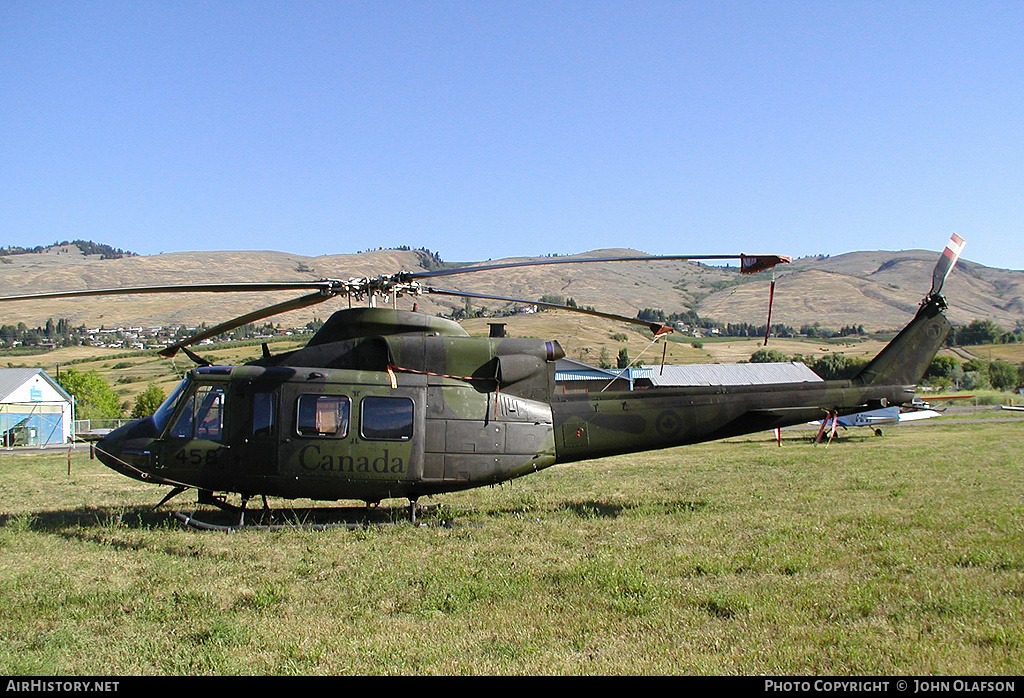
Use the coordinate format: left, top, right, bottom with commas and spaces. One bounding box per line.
170, 493, 462, 531
154, 486, 188, 509
172, 491, 276, 531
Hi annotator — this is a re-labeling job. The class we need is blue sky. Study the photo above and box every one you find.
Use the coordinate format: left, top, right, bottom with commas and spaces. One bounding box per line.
3, 2, 1023, 270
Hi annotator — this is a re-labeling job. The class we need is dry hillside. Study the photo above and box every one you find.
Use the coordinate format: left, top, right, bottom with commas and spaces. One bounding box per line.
1, 243, 1022, 337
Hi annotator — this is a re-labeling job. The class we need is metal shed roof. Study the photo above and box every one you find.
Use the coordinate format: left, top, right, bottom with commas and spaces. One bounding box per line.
636, 362, 822, 387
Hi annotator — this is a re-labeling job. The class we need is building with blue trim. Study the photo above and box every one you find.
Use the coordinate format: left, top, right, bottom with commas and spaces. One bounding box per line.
0, 368, 74, 446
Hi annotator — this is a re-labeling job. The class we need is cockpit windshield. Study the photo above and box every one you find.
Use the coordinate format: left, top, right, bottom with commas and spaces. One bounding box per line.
151, 378, 188, 432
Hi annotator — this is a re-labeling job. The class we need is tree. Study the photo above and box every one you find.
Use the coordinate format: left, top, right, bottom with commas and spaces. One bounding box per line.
954, 319, 1005, 346
962, 368, 991, 391
988, 360, 1018, 391
637, 308, 666, 322
58, 368, 123, 421
958, 358, 991, 390
616, 348, 630, 369
925, 356, 961, 380
810, 353, 868, 380
131, 383, 166, 418
962, 358, 988, 374
924, 355, 963, 386
750, 348, 790, 363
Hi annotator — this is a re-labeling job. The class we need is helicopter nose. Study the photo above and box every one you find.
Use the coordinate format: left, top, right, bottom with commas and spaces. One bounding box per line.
94, 417, 160, 483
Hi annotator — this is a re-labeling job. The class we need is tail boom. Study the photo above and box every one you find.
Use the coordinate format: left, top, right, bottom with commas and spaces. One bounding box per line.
551, 379, 912, 463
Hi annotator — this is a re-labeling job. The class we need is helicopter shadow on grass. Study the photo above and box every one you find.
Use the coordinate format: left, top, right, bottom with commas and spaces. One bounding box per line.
2, 496, 713, 537
0, 506, 171, 533
561, 501, 634, 519
0, 501, 456, 535
168, 502, 455, 531
485, 497, 712, 520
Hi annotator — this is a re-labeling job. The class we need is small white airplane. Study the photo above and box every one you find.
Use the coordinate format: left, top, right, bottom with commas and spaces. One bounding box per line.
828, 405, 941, 432
811, 396, 965, 439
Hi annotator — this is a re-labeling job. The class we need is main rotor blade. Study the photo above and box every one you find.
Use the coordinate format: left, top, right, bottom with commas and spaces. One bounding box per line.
407, 254, 790, 280
158, 291, 332, 357
0, 281, 334, 303
929, 234, 966, 298
424, 287, 673, 336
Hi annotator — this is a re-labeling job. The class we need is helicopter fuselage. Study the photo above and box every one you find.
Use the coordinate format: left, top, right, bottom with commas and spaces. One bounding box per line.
94, 329, 919, 506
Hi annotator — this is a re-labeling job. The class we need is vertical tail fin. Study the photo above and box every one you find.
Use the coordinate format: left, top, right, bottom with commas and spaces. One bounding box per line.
854, 296, 951, 386
854, 236, 963, 387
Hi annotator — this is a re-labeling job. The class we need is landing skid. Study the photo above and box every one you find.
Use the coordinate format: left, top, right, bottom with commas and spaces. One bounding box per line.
171, 510, 405, 532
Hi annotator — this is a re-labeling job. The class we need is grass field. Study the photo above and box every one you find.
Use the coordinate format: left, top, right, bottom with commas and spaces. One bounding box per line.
2, 416, 1023, 676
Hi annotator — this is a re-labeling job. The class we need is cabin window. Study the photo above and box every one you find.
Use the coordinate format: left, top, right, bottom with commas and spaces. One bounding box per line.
252, 392, 275, 437
360, 396, 414, 441
296, 394, 349, 438
168, 385, 225, 441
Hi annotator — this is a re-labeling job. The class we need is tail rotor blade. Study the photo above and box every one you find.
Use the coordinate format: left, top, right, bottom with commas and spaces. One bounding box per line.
930, 234, 966, 298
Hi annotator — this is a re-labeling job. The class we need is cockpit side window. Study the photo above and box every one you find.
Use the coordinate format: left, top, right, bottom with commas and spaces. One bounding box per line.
168, 385, 225, 441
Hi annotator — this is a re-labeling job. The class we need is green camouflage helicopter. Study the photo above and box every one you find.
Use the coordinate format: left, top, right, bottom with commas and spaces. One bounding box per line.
0, 238, 964, 528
